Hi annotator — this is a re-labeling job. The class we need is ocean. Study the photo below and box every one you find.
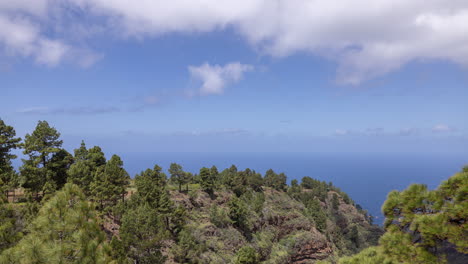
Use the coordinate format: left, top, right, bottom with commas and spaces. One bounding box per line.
120, 152, 467, 224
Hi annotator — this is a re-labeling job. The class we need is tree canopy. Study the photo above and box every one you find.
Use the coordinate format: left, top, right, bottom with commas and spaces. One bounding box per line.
0, 183, 113, 263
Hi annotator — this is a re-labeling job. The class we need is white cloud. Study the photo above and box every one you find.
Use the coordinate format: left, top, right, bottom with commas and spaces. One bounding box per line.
0, 2, 100, 67
0, 15, 69, 66
2, 1, 468, 83
189, 62, 253, 95
70, 0, 468, 84
432, 124, 456, 133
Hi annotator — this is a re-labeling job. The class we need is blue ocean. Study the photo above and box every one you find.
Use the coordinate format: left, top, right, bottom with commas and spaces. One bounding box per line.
120, 152, 467, 224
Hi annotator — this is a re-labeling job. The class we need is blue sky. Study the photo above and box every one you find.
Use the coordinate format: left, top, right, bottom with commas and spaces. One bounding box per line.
1, 1, 467, 156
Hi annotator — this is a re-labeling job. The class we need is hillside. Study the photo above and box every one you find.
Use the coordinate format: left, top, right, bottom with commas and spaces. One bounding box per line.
109, 182, 382, 263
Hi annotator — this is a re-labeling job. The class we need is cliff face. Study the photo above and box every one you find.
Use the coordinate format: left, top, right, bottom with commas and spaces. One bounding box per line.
160, 187, 382, 263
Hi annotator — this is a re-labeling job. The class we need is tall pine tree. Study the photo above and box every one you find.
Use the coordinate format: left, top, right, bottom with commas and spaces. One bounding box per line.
0, 119, 21, 199
68, 141, 106, 195
169, 163, 188, 192
20, 121, 66, 197
91, 154, 129, 210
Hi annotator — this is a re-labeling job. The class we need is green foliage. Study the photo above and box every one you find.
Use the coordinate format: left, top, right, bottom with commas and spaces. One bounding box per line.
252, 231, 275, 260
68, 141, 105, 195
379, 169, 468, 263
245, 190, 265, 214
200, 167, 216, 195
134, 165, 167, 208
229, 197, 250, 233
87, 146, 107, 168
210, 205, 232, 228
91, 155, 130, 210
221, 164, 238, 187
0, 119, 21, 192
263, 169, 287, 191
235, 245, 259, 264
230, 168, 264, 195
210, 165, 219, 180
301, 176, 328, 201
117, 164, 189, 263
0, 183, 113, 263
332, 193, 340, 210
340, 166, 468, 264
304, 198, 327, 232
246, 170, 263, 192
20, 121, 65, 195
172, 228, 205, 263
120, 203, 168, 264
0, 201, 24, 254
169, 163, 189, 192
347, 225, 360, 249
336, 246, 393, 264
121, 165, 186, 263
287, 179, 301, 199
231, 169, 248, 196
46, 149, 73, 190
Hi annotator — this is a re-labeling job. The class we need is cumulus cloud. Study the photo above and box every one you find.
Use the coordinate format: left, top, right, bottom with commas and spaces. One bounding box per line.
0, 15, 69, 66
69, 0, 468, 84
0, 1, 100, 67
3, 1, 468, 83
432, 124, 456, 133
189, 62, 253, 95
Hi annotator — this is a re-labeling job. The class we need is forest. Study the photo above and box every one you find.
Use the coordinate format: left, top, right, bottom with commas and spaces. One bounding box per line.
0, 119, 467, 263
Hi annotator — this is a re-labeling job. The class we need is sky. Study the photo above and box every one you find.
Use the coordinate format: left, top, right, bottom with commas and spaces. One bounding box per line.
1, 0, 468, 157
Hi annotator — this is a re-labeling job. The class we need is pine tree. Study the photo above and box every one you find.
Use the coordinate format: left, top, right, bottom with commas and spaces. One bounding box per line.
264, 169, 287, 191
247, 170, 263, 192
74, 140, 88, 161
0, 119, 21, 200
87, 146, 107, 168
172, 229, 204, 263
134, 165, 167, 208
0, 183, 114, 263
229, 197, 249, 232
91, 155, 129, 210
200, 167, 215, 195
0, 198, 24, 254
121, 165, 174, 263
20, 121, 64, 196
47, 149, 73, 190
305, 198, 327, 232
210, 165, 219, 183
68, 141, 106, 195
372, 167, 468, 264
132, 164, 185, 236
169, 163, 188, 192
221, 164, 238, 187
232, 169, 248, 197
120, 203, 168, 263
